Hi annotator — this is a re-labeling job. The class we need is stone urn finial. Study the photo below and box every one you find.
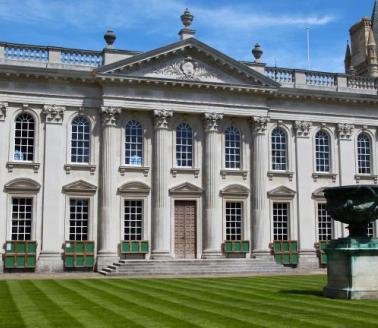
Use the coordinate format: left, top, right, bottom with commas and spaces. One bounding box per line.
252, 43, 263, 63
104, 29, 116, 48
181, 8, 194, 28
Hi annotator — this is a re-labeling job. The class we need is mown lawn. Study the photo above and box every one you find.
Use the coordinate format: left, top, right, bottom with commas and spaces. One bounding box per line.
0, 275, 377, 328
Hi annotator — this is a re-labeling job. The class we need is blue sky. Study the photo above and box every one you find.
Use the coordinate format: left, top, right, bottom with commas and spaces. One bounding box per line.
0, 0, 375, 72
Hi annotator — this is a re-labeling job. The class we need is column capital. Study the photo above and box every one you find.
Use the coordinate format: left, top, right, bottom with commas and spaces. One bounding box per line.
42, 104, 65, 124
0, 102, 7, 121
251, 116, 270, 134
154, 109, 173, 129
101, 106, 121, 127
203, 112, 223, 132
294, 120, 312, 138
337, 123, 354, 140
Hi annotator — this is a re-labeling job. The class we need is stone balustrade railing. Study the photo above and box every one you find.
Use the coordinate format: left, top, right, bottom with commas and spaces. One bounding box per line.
347, 76, 377, 90
305, 71, 337, 87
265, 67, 295, 84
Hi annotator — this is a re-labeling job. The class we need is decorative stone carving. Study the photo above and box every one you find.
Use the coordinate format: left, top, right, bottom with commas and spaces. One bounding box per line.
118, 181, 151, 196
220, 184, 249, 197
203, 112, 223, 132
101, 106, 121, 126
169, 182, 203, 196
62, 180, 97, 194
267, 185, 296, 199
337, 123, 354, 140
294, 121, 312, 137
0, 102, 7, 121
154, 109, 173, 129
42, 105, 65, 124
4, 178, 41, 193
252, 116, 270, 134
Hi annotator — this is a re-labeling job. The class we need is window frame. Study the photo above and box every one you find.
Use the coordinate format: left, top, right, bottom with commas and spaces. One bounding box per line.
314, 130, 331, 173
123, 199, 144, 241
272, 202, 290, 241
316, 202, 334, 241
175, 122, 193, 168
224, 201, 243, 241
68, 198, 90, 241
224, 126, 241, 170
356, 131, 373, 175
69, 115, 91, 165
270, 127, 288, 172
124, 119, 144, 167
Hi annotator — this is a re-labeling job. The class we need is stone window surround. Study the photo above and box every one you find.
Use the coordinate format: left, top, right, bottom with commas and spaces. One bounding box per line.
355, 128, 376, 176
312, 126, 336, 176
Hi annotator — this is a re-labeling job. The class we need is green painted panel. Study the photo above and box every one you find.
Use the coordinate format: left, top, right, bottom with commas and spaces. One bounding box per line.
122, 242, 130, 253
321, 253, 328, 265
282, 254, 290, 265
86, 242, 94, 253
5, 242, 14, 253
320, 241, 329, 250
274, 254, 282, 263
290, 254, 299, 265
224, 242, 232, 253
76, 255, 84, 267
242, 241, 250, 252
65, 255, 74, 267
5, 256, 15, 268
76, 242, 84, 253
85, 256, 94, 267
27, 256, 36, 268
27, 242, 37, 253
65, 242, 74, 254
16, 256, 25, 267
290, 241, 298, 252
17, 243, 25, 253
282, 242, 290, 252
131, 242, 139, 253
273, 241, 281, 253
233, 242, 241, 252
141, 241, 149, 253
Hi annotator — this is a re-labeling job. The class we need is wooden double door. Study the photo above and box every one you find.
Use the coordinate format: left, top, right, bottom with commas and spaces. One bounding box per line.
174, 200, 196, 259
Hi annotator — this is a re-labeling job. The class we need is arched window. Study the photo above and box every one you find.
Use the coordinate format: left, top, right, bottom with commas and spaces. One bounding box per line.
315, 131, 330, 172
271, 128, 287, 171
357, 133, 372, 174
125, 120, 143, 166
14, 113, 35, 161
225, 127, 241, 169
71, 116, 90, 163
176, 123, 193, 167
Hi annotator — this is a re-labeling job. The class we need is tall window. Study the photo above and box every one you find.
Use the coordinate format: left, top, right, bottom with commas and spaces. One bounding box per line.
124, 200, 143, 241
125, 120, 143, 166
11, 198, 32, 241
271, 128, 287, 171
225, 127, 241, 169
14, 113, 35, 161
225, 202, 242, 241
176, 123, 193, 167
317, 203, 333, 241
273, 202, 289, 241
367, 222, 375, 237
69, 199, 89, 241
357, 133, 371, 174
315, 131, 330, 173
71, 116, 90, 163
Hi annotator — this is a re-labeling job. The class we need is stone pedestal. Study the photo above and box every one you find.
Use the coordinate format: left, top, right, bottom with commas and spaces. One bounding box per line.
324, 237, 378, 299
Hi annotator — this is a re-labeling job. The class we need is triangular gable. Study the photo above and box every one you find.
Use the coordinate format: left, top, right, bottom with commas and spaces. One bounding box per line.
267, 186, 296, 199
62, 180, 97, 194
169, 182, 203, 195
221, 184, 249, 197
4, 178, 41, 193
97, 38, 279, 89
118, 181, 151, 195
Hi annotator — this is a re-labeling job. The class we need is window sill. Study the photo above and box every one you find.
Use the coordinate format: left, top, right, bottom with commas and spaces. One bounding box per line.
220, 169, 248, 180
64, 164, 96, 175
355, 174, 378, 184
171, 168, 200, 178
267, 171, 294, 181
119, 165, 150, 177
7, 161, 40, 173
312, 173, 337, 183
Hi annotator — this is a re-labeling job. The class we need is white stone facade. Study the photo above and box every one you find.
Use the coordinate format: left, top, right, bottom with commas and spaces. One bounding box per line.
1, 30, 378, 272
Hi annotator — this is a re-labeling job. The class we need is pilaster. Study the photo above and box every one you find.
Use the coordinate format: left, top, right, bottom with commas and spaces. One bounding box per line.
251, 116, 270, 254
97, 106, 121, 268
202, 112, 223, 258
152, 109, 173, 258
337, 124, 355, 186
38, 105, 65, 272
0, 102, 7, 121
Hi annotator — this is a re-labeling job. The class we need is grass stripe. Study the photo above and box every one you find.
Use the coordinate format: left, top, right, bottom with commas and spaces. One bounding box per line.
0, 281, 25, 328
19, 280, 85, 328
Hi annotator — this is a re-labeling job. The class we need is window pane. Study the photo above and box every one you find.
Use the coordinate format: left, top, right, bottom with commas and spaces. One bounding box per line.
69, 199, 89, 241
176, 123, 193, 167
71, 116, 90, 163
317, 203, 333, 241
125, 121, 143, 166
14, 114, 35, 161
315, 131, 330, 173
271, 128, 287, 171
225, 202, 242, 241
273, 202, 289, 241
225, 127, 241, 169
11, 198, 33, 241
124, 200, 143, 241
367, 222, 375, 237
357, 133, 371, 174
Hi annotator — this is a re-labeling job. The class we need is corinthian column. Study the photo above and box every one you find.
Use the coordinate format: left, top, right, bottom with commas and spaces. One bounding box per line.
251, 116, 270, 254
203, 112, 223, 258
152, 109, 173, 258
98, 106, 121, 267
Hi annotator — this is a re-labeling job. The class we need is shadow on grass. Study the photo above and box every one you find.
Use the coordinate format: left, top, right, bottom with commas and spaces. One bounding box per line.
279, 289, 324, 297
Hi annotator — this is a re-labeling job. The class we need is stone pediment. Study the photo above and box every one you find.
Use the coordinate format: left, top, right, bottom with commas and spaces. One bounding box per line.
4, 178, 41, 193
312, 187, 325, 200
97, 38, 279, 89
118, 181, 151, 195
221, 184, 249, 197
169, 182, 203, 195
267, 186, 296, 199
62, 180, 97, 194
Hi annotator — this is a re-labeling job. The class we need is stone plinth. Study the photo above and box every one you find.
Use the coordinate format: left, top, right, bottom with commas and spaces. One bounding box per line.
324, 237, 378, 299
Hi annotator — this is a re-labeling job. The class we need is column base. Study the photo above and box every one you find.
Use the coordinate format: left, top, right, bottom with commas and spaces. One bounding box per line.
37, 252, 64, 273
96, 252, 119, 270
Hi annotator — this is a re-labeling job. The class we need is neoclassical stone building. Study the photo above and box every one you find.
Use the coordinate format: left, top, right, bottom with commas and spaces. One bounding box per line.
1, 7, 378, 273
